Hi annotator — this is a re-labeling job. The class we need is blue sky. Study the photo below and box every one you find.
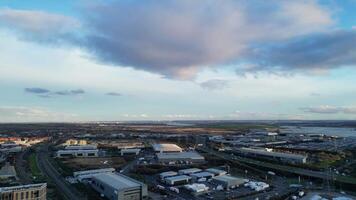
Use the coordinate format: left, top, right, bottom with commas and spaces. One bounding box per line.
0, 0, 356, 122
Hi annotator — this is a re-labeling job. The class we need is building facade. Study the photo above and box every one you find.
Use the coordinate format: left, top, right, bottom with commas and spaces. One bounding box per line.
0, 183, 46, 200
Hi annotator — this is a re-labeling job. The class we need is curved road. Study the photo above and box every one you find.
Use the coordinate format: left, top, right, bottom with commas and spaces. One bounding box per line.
36, 144, 86, 200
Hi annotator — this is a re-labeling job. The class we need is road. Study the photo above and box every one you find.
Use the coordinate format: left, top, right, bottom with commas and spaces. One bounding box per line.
36, 144, 86, 200
198, 147, 356, 186
14, 148, 32, 184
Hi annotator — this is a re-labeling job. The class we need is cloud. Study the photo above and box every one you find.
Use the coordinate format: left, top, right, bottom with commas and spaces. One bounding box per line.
199, 79, 229, 90
246, 30, 356, 74
55, 89, 85, 96
0, 106, 78, 122
310, 92, 321, 97
24, 87, 50, 94
106, 92, 122, 96
229, 110, 305, 120
0, 7, 79, 42
25, 87, 85, 97
300, 105, 356, 114
1, 1, 333, 79
79, 0, 333, 79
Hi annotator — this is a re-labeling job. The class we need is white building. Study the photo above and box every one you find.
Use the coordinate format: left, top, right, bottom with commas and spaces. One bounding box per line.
178, 168, 202, 175
205, 168, 227, 176
152, 144, 182, 153
91, 173, 147, 200
164, 175, 191, 186
159, 171, 178, 179
73, 168, 115, 182
184, 184, 209, 196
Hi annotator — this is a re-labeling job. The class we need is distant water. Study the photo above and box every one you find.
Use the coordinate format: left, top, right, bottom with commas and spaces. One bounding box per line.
280, 126, 356, 137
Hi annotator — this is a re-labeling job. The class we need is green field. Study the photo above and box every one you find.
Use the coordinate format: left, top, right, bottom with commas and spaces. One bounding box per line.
28, 153, 42, 178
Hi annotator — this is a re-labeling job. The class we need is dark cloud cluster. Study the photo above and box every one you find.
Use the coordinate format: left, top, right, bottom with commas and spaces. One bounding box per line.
24, 87, 50, 94
199, 79, 229, 90
106, 92, 122, 96
24, 87, 85, 97
247, 30, 356, 74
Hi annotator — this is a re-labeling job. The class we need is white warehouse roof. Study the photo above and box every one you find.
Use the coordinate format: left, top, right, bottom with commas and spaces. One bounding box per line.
152, 143, 182, 152
92, 173, 141, 189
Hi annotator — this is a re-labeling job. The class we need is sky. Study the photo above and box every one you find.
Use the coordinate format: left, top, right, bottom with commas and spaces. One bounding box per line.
0, 0, 356, 122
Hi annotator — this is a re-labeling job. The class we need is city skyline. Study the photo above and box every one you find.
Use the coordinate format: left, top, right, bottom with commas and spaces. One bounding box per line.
1, 0, 356, 122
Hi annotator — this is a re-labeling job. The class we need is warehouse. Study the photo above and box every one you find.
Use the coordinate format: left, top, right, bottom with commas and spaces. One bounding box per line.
91, 173, 147, 200
178, 168, 202, 175
212, 175, 245, 189
184, 183, 209, 196
120, 148, 140, 156
164, 175, 191, 186
159, 171, 178, 179
156, 151, 205, 165
237, 147, 307, 164
152, 143, 182, 153
65, 145, 97, 150
56, 149, 99, 158
190, 172, 214, 181
206, 168, 227, 176
73, 168, 115, 182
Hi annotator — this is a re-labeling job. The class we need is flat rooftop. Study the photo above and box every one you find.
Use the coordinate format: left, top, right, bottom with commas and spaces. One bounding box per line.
92, 173, 142, 189
239, 148, 307, 160
165, 175, 191, 182
213, 175, 245, 183
0, 183, 46, 192
190, 172, 214, 178
152, 143, 182, 152
156, 151, 204, 160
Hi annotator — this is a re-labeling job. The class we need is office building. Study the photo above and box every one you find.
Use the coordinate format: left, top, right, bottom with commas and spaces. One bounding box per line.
0, 183, 46, 200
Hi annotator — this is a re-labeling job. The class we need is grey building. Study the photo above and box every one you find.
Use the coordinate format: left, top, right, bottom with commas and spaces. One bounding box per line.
91, 173, 147, 200
156, 151, 205, 165
212, 175, 245, 189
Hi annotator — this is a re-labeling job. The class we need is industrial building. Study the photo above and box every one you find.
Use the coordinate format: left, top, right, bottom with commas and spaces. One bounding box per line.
206, 168, 227, 176
156, 151, 205, 165
178, 168, 202, 175
56, 149, 99, 158
237, 147, 307, 164
184, 183, 209, 196
159, 171, 178, 179
73, 168, 115, 182
91, 173, 147, 200
0, 162, 17, 180
212, 175, 245, 189
65, 145, 97, 150
152, 143, 182, 153
120, 148, 140, 156
0, 183, 47, 200
164, 175, 191, 186
190, 172, 214, 181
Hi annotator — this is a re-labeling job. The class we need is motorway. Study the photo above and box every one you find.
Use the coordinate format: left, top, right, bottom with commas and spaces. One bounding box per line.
198, 147, 356, 186
36, 144, 86, 200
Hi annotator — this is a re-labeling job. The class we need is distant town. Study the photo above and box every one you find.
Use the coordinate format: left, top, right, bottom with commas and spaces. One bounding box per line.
0, 121, 355, 200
